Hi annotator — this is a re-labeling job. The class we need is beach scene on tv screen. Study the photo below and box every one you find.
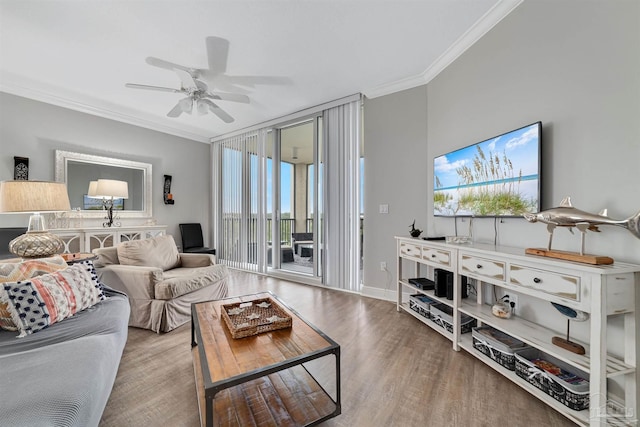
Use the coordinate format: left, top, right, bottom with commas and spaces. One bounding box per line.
434, 123, 540, 217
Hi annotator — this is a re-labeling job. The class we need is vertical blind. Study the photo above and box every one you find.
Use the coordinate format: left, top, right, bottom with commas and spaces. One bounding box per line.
213, 129, 268, 272
322, 100, 362, 291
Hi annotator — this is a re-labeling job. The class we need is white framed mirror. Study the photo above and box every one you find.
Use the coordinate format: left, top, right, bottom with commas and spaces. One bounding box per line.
55, 150, 152, 219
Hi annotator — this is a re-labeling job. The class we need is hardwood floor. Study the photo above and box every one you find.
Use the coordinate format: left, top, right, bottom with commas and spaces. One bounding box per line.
99, 269, 576, 427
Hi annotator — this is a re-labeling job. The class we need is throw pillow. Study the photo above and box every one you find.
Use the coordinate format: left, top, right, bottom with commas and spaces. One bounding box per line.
0, 260, 106, 337
0, 255, 68, 331
117, 235, 180, 271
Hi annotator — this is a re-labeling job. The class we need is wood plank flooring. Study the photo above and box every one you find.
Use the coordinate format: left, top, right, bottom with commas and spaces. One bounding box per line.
99, 269, 576, 427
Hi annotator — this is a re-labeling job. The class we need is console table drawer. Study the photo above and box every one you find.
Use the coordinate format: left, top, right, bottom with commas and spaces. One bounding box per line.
460, 255, 505, 281
422, 248, 451, 267
400, 242, 422, 259
509, 265, 580, 301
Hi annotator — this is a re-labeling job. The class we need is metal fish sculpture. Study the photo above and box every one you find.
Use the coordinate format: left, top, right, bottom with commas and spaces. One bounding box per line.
523, 196, 640, 254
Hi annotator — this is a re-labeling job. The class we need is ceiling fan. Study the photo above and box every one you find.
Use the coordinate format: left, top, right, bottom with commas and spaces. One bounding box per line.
126, 68, 247, 123
126, 36, 267, 123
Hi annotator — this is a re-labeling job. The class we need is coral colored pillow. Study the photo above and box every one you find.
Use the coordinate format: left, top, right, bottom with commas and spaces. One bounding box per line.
0, 255, 68, 331
0, 260, 106, 337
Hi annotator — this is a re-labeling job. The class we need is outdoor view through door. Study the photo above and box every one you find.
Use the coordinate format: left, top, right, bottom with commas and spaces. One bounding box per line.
214, 120, 322, 280
214, 95, 362, 291
274, 120, 320, 276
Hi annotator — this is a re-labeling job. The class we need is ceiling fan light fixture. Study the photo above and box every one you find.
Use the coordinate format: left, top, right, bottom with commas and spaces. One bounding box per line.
181, 97, 194, 115
197, 99, 209, 115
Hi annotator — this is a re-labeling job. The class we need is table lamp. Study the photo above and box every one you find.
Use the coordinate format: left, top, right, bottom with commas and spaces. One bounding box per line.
88, 179, 129, 228
0, 180, 71, 258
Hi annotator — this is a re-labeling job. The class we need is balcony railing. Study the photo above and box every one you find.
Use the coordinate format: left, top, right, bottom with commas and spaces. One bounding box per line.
220, 215, 363, 264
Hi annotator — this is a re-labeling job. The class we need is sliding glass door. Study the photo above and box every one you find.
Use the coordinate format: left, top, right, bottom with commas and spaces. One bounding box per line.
214, 95, 361, 290
273, 118, 322, 278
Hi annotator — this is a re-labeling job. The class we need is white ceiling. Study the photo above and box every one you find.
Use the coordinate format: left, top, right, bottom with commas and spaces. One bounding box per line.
0, 0, 521, 143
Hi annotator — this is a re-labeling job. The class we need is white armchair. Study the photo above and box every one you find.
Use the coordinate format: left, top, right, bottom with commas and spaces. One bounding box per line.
93, 235, 228, 332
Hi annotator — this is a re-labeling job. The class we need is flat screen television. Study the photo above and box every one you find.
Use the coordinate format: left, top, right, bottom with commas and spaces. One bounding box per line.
433, 121, 541, 217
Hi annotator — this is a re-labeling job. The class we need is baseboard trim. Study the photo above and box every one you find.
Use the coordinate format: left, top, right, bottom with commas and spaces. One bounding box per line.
360, 285, 397, 302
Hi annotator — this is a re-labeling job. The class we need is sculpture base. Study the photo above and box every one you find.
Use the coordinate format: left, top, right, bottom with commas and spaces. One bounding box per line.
552, 336, 586, 355
525, 248, 614, 265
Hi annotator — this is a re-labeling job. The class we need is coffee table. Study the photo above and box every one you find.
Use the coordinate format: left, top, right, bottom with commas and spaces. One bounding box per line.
191, 292, 341, 427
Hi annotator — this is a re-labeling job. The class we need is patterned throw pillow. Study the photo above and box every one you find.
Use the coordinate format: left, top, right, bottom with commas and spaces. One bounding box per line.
0, 255, 69, 331
0, 260, 106, 337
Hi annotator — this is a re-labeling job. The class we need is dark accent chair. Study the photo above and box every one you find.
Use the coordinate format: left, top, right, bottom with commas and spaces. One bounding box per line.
0, 227, 27, 259
178, 223, 216, 255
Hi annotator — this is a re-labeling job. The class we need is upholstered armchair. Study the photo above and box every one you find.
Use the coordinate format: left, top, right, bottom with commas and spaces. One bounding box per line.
93, 235, 228, 333
291, 232, 313, 257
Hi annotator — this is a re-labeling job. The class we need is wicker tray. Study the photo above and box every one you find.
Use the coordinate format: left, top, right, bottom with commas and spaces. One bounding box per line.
221, 297, 292, 339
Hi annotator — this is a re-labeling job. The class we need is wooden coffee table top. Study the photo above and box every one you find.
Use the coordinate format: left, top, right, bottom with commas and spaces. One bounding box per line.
192, 291, 337, 386
191, 292, 341, 427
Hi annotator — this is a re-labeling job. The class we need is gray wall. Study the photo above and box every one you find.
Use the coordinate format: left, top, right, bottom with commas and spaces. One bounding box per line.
363, 0, 640, 299
363, 86, 428, 299
0, 92, 212, 246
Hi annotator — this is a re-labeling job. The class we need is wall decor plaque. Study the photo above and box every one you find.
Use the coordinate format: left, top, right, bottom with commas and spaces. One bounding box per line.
14, 156, 29, 180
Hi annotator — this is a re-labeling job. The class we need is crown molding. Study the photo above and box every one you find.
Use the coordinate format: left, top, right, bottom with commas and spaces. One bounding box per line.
0, 79, 210, 143
363, 0, 523, 99
210, 93, 361, 142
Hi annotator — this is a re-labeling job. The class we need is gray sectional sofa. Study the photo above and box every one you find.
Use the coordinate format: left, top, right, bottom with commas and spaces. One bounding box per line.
0, 286, 129, 426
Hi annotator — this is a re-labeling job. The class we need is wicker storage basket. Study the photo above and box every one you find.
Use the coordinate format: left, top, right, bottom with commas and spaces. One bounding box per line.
514, 348, 590, 411
409, 294, 435, 320
429, 303, 476, 334
472, 326, 530, 371
221, 297, 292, 339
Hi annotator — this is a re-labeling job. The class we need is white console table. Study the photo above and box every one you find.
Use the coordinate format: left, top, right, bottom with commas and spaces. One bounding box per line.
51, 225, 167, 253
396, 236, 639, 426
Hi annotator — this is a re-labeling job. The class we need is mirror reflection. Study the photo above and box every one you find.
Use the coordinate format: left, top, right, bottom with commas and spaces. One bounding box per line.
67, 162, 142, 210
55, 150, 152, 219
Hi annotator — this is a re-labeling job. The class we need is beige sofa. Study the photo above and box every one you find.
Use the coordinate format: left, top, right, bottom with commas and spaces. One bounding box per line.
93, 235, 228, 333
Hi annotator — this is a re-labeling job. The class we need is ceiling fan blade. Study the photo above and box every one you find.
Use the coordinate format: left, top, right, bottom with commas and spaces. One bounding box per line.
198, 76, 251, 94
125, 83, 181, 93
174, 68, 198, 90
167, 97, 193, 117
146, 57, 194, 74
225, 75, 292, 87
205, 36, 229, 75
205, 91, 250, 104
198, 99, 234, 123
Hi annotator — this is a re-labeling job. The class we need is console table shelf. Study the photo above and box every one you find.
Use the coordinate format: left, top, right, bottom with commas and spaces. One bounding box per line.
399, 280, 454, 308
457, 333, 592, 426
398, 302, 454, 341
51, 225, 167, 253
458, 300, 634, 377
396, 236, 639, 426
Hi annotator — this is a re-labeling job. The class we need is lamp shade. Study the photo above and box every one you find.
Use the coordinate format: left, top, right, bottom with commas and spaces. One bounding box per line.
0, 181, 70, 258
0, 180, 71, 213
87, 180, 99, 198
93, 179, 129, 199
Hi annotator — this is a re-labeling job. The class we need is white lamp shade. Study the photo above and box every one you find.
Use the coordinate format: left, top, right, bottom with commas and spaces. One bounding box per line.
0, 180, 71, 213
93, 179, 129, 199
87, 180, 99, 198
